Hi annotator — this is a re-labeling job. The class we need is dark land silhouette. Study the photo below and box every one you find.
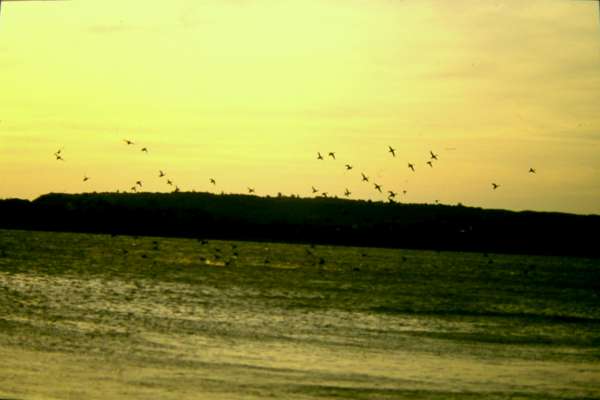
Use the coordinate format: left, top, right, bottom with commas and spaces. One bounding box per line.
0, 192, 598, 257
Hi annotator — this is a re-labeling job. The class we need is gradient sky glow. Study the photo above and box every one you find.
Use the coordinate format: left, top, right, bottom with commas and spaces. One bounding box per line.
1, 0, 599, 214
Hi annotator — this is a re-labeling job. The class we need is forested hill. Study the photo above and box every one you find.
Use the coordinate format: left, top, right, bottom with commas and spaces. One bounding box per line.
0, 192, 598, 257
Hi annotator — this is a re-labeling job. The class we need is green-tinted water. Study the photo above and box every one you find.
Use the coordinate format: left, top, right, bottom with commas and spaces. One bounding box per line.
0, 229, 599, 399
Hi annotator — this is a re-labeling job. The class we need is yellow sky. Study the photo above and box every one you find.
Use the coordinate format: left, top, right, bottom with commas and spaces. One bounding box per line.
1, 0, 599, 214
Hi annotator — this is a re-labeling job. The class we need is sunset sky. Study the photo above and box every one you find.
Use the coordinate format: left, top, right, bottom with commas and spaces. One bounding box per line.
0, 0, 599, 214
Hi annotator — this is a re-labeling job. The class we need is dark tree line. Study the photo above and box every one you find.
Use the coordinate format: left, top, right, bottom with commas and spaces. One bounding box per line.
0, 192, 598, 257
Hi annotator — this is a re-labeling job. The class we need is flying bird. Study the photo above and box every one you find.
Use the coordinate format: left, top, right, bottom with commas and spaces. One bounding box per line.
344, 188, 351, 197
158, 170, 165, 177
209, 178, 216, 185
328, 152, 336, 160
426, 161, 433, 168
141, 147, 148, 153
408, 163, 415, 172
311, 186, 319, 194
54, 154, 64, 161
361, 173, 369, 182
492, 183, 500, 190
388, 146, 396, 157
248, 187, 255, 194
388, 190, 396, 198
321, 192, 328, 198
529, 168, 536, 174
430, 151, 438, 160
123, 139, 134, 145
130, 186, 137, 192
136, 180, 143, 187
345, 164, 353, 170
83, 175, 90, 182
374, 183, 382, 192
317, 152, 324, 160
166, 179, 173, 186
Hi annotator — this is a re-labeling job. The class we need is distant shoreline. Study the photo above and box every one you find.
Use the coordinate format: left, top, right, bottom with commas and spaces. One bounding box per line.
1, 192, 598, 258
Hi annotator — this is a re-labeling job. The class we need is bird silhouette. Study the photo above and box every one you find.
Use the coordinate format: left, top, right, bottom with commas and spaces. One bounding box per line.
388, 190, 396, 198
166, 179, 173, 186
312, 186, 319, 194
83, 175, 90, 182
430, 151, 438, 160
361, 173, 369, 182
141, 147, 148, 153
529, 168, 536, 174
374, 183, 382, 192
248, 187, 255, 194
210, 178, 216, 185
158, 170, 165, 177
123, 139, 134, 145
402, 190, 407, 195
136, 180, 143, 187
492, 183, 500, 190
55, 154, 64, 161
131, 186, 137, 192
388, 146, 396, 157
317, 152, 324, 160
174, 186, 180, 193
426, 161, 433, 168
328, 152, 336, 160
322, 192, 328, 197
345, 164, 353, 170
344, 188, 351, 197
408, 163, 415, 172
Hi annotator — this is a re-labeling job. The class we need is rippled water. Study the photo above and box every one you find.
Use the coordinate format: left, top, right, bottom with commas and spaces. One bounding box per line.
0, 229, 599, 399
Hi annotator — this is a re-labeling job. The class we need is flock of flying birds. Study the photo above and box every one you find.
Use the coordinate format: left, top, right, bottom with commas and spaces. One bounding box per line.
54, 139, 224, 195
52, 140, 537, 203
310, 146, 537, 202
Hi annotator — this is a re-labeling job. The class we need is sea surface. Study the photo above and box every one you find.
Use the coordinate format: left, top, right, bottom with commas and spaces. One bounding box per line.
0, 229, 599, 399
